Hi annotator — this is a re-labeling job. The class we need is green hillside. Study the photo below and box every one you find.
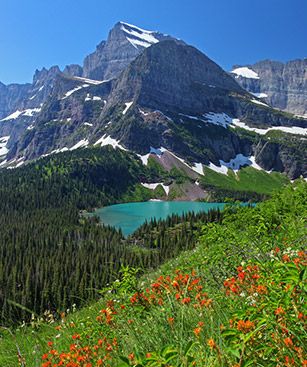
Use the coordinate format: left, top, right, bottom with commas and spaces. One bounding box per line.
0, 181, 305, 366
200, 166, 290, 201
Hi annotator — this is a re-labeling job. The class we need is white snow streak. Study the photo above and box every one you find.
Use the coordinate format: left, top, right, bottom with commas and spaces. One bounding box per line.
120, 22, 159, 49
141, 182, 170, 195
250, 99, 269, 107
94, 134, 126, 150
0, 136, 10, 156
70, 139, 89, 150
122, 102, 133, 115
62, 84, 89, 99
232, 119, 307, 136
231, 67, 260, 79
251, 92, 268, 98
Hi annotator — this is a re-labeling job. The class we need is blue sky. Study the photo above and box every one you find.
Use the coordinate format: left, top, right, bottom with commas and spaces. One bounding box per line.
0, 0, 306, 84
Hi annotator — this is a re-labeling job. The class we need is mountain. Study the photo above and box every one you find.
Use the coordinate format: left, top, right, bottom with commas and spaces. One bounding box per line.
230, 59, 307, 116
83, 21, 177, 80
0, 22, 306, 181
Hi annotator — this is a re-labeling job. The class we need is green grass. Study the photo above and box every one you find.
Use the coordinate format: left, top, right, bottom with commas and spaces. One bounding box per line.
201, 166, 290, 197
0, 181, 306, 366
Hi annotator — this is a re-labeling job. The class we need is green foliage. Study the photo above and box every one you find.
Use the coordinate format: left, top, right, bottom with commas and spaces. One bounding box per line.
201, 166, 289, 200
0, 182, 306, 366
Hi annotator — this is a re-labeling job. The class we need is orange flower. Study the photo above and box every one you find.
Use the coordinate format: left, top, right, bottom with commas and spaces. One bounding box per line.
256, 285, 267, 294
72, 334, 80, 340
282, 254, 290, 262
284, 337, 293, 348
146, 353, 152, 358
275, 307, 285, 316
193, 327, 202, 337
128, 353, 135, 361
237, 320, 255, 333
207, 338, 216, 349
182, 297, 191, 304
47, 341, 53, 347
168, 317, 174, 326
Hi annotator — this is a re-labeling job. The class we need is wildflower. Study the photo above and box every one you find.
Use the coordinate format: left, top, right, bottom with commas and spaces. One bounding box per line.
168, 317, 174, 326
207, 338, 216, 350
146, 353, 152, 358
256, 284, 267, 294
128, 353, 135, 361
275, 307, 285, 316
193, 327, 202, 337
182, 297, 191, 304
72, 334, 80, 340
237, 320, 255, 333
47, 341, 53, 347
282, 254, 290, 262
284, 337, 293, 348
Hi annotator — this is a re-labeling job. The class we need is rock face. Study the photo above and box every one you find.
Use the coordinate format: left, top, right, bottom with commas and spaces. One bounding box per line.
231, 59, 307, 115
82, 22, 177, 80
0, 22, 306, 179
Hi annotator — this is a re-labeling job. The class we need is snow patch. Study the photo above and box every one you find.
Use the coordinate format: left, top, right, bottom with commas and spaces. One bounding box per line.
0, 110, 23, 121
70, 139, 89, 150
23, 108, 42, 116
207, 162, 228, 175
123, 102, 133, 115
120, 22, 159, 49
250, 99, 269, 107
85, 94, 103, 102
207, 154, 271, 175
62, 84, 89, 99
220, 154, 252, 172
192, 163, 204, 175
232, 119, 307, 136
141, 182, 170, 195
0, 108, 41, 121
204, 112, 233, 128
179, 112, 232, 129
0, 136, 10, 156
71, 76, 108, 85
94, 134, 126, 150
251, 92, 268, 98
138, 153, 151, 165
231, 67, 260, 79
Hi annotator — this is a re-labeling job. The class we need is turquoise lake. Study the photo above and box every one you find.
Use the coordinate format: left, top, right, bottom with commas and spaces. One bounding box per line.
92, 201, 226, 236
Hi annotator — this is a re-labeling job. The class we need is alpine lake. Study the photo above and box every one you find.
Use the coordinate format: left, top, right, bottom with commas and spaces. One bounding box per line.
89, 201, 228, 236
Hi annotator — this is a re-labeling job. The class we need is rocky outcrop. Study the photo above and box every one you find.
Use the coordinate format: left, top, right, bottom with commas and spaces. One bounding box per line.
231, 59, 307, 115
0, 22, 306, 179
254, 139, 307, 179
82, 22, 176, 80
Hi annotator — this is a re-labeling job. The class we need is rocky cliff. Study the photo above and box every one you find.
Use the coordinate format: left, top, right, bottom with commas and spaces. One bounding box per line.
82, 22, 177, 80
231, 59, 307, 116
0, 22, 306, 179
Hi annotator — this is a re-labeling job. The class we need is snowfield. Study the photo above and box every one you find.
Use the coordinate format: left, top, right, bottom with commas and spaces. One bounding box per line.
120, 22, 159, 49
0, 108, 41, 121
231, 67, 260, 79
94, 134, 126, 150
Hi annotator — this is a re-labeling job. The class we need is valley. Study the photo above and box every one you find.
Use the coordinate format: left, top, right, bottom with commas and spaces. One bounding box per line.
0, 14, 306, 367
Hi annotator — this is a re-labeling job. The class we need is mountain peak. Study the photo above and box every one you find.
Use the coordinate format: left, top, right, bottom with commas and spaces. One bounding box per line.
82, 21, 176, 80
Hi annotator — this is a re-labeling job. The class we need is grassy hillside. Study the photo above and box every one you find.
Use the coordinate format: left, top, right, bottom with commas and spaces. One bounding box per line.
0, 181, 305, 366
200, 166, 290, 201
